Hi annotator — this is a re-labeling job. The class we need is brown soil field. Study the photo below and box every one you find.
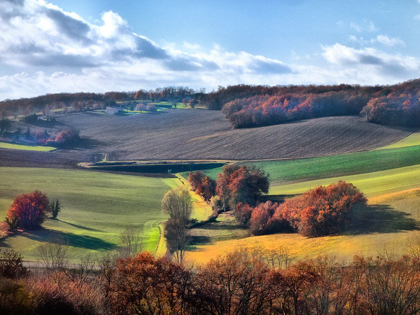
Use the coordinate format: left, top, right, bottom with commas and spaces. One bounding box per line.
0, 109, 413, 165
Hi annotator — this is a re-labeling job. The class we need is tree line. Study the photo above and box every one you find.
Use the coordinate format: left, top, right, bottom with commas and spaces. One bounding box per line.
214, 79, 420, 129
2, 246, 420, 314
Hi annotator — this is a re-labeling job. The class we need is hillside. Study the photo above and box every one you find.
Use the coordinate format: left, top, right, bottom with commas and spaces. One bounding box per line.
19, 109, 413, 162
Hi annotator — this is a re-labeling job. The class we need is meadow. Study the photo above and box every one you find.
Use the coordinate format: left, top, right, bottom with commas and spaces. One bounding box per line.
0, 167, 177, 261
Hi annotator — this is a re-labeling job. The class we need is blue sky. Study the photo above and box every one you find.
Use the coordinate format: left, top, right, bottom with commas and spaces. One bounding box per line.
1, 0, 420, 100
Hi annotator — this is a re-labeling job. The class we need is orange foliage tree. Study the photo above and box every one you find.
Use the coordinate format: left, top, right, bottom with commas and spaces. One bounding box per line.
6, 191, 51, 230
280, 181, 366, 237
216, 165, 269, 209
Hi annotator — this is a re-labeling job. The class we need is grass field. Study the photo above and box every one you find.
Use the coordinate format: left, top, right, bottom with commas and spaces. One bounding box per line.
269, 163, 420, 197
249, 144, 420, 185
0, 167, 176, 262
0, 142, 55, 152
185, 143, 420, 185
378, 132, 420, 150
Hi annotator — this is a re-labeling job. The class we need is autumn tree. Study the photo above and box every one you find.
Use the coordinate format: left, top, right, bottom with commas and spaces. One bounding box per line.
6, 191, 51, 230
216, 165, 269, 210
188, 171, 216, 202
280, 181, 366, 237
109, 252, 193, 315
188, 171, 205, 191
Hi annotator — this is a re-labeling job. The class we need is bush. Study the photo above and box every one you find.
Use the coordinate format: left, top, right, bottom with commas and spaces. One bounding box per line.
0, 249, 27, 279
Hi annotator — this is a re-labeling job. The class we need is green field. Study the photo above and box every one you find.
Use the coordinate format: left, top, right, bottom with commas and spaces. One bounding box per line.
0, 167, 177, 261
183, 144, 420, 187
269, 163, 420, 198
0, 142, 55, 152
378, 132, 420, 150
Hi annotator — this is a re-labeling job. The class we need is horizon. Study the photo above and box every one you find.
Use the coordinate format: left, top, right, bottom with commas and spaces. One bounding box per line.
1, 0, 420, 101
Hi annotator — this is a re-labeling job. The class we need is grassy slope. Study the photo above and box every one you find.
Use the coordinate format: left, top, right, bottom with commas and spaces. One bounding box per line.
378, 132, 420, 150
0, 142, 55, 152
0, 167, 175, 261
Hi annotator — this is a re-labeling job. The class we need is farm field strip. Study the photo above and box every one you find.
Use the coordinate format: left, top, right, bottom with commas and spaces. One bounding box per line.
0, 142, 56, 152
246, 144, 420, 185
269, 163, 420, 198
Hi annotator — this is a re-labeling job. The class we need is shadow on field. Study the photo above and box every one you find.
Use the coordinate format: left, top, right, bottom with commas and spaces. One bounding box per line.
56, 219, 103, 232
348, 204, 420, 235
19, 228, 115, 250
188, 236, 212, 250
66, 138, 104, 150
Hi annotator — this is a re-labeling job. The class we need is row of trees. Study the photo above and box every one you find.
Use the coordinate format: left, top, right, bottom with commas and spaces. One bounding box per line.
3, 247, 420, 314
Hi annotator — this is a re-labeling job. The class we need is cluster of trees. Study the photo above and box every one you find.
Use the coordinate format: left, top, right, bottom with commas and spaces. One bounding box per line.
188, 171, 216, 201
222, 91, 370, 128
3, 246, 420, 314
5, 190, 60, 231
2, 127, 80, 147
200, 79, 420, 129
216, 165, 270, 209
237, 181, 366, 237
188, 165, 269, 209
0, 92, 106, 118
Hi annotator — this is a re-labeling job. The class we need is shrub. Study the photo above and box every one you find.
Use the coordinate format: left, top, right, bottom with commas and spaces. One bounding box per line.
0, 249, 27, 279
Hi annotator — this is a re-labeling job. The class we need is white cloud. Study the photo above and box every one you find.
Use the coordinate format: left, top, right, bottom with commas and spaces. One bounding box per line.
183, 41, 201, 50
350, 21, 378, 33
0, 0, 417, 101
374, 35, 404, 47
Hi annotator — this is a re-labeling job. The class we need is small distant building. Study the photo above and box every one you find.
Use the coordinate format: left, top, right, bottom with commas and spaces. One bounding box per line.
105, 106, 122, 115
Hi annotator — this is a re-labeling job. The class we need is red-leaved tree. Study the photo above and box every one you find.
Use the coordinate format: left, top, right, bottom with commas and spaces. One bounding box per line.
6, 191, 51, 230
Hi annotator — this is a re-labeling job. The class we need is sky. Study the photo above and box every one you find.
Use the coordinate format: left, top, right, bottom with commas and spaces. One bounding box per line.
1, 0, 420, 101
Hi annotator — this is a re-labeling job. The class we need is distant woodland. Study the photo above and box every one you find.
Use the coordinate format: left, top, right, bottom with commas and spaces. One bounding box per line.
2, 79, 420, 129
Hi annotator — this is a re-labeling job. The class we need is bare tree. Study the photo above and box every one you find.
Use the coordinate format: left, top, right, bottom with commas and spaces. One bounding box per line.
162, 188, 192, 263
37, 236, 68, 270
118, 227, 142, 258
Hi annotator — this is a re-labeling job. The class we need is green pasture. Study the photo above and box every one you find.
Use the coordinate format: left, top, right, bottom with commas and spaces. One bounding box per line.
181, 144, 420, 188
269, 163, 420, 198
0, 167, 176, 261
0, 142, 55, 152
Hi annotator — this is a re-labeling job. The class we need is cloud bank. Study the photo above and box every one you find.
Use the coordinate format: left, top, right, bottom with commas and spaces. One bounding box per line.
0, 0, 419, 100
